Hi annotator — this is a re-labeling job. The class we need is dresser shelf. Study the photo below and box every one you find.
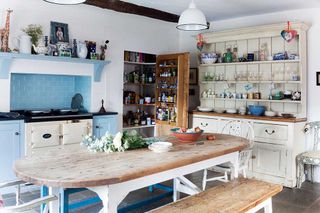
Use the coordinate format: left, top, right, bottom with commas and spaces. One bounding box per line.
201, 97, 301, 104
199, 59, 300, 67
0, 52, 110, 82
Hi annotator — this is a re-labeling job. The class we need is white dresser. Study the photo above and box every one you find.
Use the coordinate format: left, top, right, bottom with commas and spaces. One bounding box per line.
191, 112, 306, 188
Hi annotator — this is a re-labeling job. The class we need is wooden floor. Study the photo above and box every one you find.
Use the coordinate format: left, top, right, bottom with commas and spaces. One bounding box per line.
2, 170, 320, 213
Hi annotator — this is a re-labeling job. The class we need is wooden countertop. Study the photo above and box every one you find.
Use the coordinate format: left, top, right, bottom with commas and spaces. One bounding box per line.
190, 111, 307, 123
14, 134, 247, 188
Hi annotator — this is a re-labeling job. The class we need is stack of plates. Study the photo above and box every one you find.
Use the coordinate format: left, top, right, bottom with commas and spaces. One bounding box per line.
148, 142, 173, 153
226, 108, 237, 114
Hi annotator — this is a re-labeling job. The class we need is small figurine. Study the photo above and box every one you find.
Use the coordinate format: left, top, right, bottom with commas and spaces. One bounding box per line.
98, 99, 107, 114
100, 40, 109, 61
0, 9, 13, 52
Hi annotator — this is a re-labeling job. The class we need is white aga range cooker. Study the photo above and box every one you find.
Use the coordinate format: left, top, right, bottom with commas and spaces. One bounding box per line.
19, 109, 92, 156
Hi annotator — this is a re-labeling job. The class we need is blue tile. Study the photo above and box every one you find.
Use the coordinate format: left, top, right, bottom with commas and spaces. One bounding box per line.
11, 74, 91, 111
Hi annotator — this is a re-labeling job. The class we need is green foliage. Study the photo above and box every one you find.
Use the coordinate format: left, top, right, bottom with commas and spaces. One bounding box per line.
22, 24, 43, 45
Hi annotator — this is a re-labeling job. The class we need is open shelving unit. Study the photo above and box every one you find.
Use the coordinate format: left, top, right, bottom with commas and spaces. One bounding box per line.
155, 53, 189, 136
123, 51, 156, 137
198, 22, 308, 118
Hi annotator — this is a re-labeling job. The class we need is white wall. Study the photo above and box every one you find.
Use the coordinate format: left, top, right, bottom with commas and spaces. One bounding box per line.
179, 8, 320, 121
0, 0, 179, 125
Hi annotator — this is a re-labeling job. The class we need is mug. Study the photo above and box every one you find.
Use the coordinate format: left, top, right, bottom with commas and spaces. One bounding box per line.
248, 93, 254, 99
247, 53, 254, 61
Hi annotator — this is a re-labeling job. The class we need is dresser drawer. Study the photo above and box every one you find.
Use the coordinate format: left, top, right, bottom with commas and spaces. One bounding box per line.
254, 123, 288, 144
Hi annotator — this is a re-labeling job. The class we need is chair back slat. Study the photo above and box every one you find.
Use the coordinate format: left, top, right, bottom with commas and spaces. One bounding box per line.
221, 120, 254, 148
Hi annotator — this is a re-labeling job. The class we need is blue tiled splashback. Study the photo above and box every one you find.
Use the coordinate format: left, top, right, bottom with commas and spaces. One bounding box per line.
11, 74, 91, 111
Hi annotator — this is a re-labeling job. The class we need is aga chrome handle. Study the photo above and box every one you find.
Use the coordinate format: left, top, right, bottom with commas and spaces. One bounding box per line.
95, 125, 100, 129
265, 129, 275, 135
200, 122, 208, 127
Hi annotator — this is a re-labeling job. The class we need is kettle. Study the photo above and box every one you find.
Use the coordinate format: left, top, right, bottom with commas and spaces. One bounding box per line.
32, 39, 49, 55
77, 41, 88, 59
13, 34, 32, 54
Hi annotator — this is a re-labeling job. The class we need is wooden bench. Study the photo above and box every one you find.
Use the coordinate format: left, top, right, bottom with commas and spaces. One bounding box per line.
150, 178, 283, 213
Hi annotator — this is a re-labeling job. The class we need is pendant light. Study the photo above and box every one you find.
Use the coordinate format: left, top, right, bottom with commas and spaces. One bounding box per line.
43, 0, 86, 5
177, 0, 208, 31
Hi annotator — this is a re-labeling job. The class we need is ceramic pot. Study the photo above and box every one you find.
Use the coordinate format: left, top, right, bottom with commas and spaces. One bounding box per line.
13, 34, 32, 54
77, 41, 88, 59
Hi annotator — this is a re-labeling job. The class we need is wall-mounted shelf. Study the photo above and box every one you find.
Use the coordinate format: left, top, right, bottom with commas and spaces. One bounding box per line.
199, 60, 300, 67
201, 97, 301, 104
124, 61, 156, 66
201, 81, 301, 84
0, 52, 111, 82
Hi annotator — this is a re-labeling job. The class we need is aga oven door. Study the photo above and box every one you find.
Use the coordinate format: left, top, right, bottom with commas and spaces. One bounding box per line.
29, 122, 61, 149
62, 119, 92, 145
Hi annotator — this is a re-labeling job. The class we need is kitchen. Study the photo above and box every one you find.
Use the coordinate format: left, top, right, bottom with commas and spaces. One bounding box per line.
1, 0, 320, 213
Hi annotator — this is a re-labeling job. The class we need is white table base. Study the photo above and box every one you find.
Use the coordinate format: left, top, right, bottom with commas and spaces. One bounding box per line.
85, 151, 239, 213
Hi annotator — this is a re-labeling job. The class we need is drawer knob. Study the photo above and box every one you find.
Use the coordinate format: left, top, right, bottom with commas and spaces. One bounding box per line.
95, 125, 100, 129
200, 122, 208, 127
15, 132, 19, 136
252, 155, 256, 159
265, 129, 275, 135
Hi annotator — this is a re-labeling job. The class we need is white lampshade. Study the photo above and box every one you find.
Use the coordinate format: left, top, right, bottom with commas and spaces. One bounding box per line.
177, 1, 208, 31
43, 0, 86, 5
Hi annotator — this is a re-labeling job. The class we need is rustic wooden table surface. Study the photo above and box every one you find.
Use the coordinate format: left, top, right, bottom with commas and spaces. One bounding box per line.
14, 134, 248, 213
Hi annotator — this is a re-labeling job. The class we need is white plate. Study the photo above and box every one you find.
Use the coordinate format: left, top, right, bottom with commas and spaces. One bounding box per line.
197, 106, 214, 112
149, 142, 173, 153
214, 108, 226, 113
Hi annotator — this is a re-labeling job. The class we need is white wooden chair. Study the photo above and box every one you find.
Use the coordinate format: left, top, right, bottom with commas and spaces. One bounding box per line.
296, 121, 320, 188
202, 120, 254, 190
0, 180, 57, 213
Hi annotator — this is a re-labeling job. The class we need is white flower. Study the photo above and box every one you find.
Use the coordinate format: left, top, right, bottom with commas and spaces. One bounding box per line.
113, 132, 123, 149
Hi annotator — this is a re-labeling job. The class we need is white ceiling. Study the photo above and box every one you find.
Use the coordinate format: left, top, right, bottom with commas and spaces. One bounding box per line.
122, 0, 320, 21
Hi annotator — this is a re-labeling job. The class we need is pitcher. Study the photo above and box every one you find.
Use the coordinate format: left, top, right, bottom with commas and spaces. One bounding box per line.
77, 41, 88, 59
13, 34, 32, 54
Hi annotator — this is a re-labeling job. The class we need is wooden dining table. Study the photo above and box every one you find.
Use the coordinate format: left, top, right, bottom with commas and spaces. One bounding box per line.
14, 134, 248, 213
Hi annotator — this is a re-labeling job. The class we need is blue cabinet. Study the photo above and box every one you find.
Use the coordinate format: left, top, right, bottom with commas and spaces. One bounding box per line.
0, 120, 24, 182
93, 115, 118, 137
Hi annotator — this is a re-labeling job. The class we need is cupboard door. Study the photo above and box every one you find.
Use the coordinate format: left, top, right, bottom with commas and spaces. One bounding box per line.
93, 115, 118, 138
0, 122, 21, 181
192, 117, 219, 133
62, 122, 89, 145
30, 122, 60, 148
252, 142, 286, 177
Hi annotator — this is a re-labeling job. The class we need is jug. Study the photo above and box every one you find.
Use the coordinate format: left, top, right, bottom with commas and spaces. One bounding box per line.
32, 38, 49, 55
77, 41, 88, 59
14, 34, 32, 54
223, 48, 233, 63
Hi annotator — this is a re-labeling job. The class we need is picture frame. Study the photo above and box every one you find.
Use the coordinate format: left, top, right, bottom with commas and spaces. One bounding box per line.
50, 21, 69, 44
189, 68, 198, 85
317, 72, 320, 86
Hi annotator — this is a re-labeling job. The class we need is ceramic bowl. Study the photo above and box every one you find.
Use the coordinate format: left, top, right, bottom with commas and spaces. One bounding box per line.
148, 142, 172, 153
249, 105, 266, 116
226, 108, 237, 114
265, 111, 276, 117
197, 106, 214, 112
171, 128, 203, 143
214, 108, 226, 113
201, 57, 217, 64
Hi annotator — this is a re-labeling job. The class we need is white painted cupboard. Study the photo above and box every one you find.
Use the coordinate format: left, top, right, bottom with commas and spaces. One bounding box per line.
191, 114, 306, 187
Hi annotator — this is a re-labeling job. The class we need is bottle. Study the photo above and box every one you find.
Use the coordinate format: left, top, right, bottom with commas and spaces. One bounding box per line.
141, 73, 145, 84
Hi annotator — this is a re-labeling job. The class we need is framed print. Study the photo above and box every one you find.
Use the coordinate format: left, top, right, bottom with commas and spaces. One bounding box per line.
50, 21, 69, 44
189, 68, 198, 85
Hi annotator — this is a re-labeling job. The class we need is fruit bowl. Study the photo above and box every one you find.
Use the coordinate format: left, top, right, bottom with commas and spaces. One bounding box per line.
171, 127, 204, 143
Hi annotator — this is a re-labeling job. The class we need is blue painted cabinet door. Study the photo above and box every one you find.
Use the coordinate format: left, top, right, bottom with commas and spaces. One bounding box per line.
93, 115, 118, 138
0, 121, 23, 182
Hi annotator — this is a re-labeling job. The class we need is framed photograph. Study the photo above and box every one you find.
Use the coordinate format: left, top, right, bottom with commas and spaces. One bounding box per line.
50, 21, 69, 44
189, 68, 198, 85
317, 72, 320, 86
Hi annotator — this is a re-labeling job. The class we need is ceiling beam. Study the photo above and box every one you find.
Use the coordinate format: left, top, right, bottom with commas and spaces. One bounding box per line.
85, 0, 179, 23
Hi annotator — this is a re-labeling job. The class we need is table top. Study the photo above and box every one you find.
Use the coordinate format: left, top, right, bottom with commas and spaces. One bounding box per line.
14, 134, 248, 188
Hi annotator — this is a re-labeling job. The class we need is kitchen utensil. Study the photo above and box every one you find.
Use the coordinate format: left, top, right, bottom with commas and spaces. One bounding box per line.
171, 128, 203, 143
265, 111, 276, 117
71, 93, 84, 111
13, 34, 32, 54
249, 105, 266, 116
148, 142, 173, 153
197, 106, 214, 112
